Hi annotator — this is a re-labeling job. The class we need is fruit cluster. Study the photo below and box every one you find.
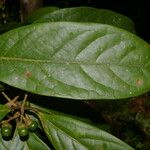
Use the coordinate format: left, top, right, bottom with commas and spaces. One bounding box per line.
0, 93, 38, 140
1, 119, 38, 140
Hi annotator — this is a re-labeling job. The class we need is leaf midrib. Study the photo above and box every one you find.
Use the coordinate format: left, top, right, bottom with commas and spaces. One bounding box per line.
0, 56, 145, 68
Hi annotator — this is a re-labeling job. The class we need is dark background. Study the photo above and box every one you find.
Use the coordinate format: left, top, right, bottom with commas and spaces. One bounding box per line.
5, 0, 150, 42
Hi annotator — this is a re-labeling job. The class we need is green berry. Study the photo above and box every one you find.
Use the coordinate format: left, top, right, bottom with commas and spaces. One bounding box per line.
17, 123, 29, 138
1, 123, 12, 138
28, 120, 38, 132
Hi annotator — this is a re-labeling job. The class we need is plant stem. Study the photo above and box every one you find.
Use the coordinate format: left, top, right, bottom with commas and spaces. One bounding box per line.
20, 94, 28, 121
1, 92, 11, 102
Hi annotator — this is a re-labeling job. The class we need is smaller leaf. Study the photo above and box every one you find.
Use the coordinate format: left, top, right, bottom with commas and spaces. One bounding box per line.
26, 7, 59, 23
34, 7, 136, 33
0, 104, 11, 121
34, 104, 134, 150
0, 129, 51, 150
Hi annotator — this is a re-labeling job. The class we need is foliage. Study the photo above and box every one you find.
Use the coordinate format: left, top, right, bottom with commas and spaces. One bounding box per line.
0, 6, 150, 150
0, 22, 149, 99
33, 7, 136, 33
0, 104, 11, 121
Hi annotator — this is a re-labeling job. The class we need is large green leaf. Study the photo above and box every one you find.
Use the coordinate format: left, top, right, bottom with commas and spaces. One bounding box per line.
0, 22, 149, 99
35, 105, 134, 150
0, 104, 11, 121
34, 7, 135, 33
0, 129, 50, 150
26, 7, 59, 24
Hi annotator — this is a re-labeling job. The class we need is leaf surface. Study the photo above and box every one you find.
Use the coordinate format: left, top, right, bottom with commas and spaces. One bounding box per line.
36, 105, 134, 150
34, 7, 135, 33
0, 22, 149, 99
0, 104, 10, 121
0, 129, 50, 150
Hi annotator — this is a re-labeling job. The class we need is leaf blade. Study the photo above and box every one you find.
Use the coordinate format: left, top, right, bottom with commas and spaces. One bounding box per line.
0, 22, 149, 99
34, 7, 136, 33
0, 104, 11, 121
36, 107, 134, 150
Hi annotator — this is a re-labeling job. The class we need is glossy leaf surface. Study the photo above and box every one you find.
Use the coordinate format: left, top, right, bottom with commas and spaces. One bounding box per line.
36, 105, 134, 150
0, 22, 149, 99
0, 129, 50, 150
34, 7, 135, 33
